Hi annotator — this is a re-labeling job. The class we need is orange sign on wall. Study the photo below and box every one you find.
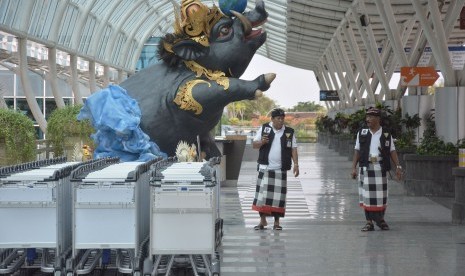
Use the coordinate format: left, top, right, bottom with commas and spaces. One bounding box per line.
400, 66, 439, 87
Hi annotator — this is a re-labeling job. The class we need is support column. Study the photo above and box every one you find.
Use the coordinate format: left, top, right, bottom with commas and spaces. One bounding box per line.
319, 65, 337, 110
88, 60, 97, 93
103, 65, 110, 87
343, 20, 375, 103
18, 37, 47, 132
374, 0, 409, 67
323, 56, 346, 109
335, 31, 362, 104
47, 47, 65, 108
117, 69, 125, 84
352, 4, 391, 100
316, 69, 334, 110
328, 45, 353, 107
69, 54, 83, 104
411, 0, 456, 86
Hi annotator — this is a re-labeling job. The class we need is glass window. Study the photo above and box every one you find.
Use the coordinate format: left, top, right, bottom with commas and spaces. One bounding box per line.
35, 126, 44, 140
4, 97, 14, 109
0, 70, 14, 96
16, 98, 44, 123
63, 98, 72, 106
16, 71, 44, 97
45, 78, 73, 97
136, 37, 161, 71
79, 17, 96, 54
44, 98, 58, 120
58, 5, 79, 47
92, 0, 114, 17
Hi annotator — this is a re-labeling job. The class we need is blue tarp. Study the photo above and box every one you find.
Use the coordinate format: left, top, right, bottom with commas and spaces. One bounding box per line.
77, 85, 167, 161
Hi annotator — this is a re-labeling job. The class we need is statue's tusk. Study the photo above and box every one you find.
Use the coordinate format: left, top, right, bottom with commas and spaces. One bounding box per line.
255, 89, 263, 98
264, 73, 276, 85
231, 10, 252, 36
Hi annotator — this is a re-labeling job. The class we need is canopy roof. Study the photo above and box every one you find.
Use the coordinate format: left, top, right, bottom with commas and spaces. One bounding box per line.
1, 0, 465, 107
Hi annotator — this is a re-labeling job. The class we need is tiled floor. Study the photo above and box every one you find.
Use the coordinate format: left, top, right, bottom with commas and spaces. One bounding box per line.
218, 143, 465, 276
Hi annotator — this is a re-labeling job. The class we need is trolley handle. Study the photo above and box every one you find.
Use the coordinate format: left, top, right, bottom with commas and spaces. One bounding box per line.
0, 156, 67, 178
70, 157, 120, 182
149, 157, 176, 181
41, 158, 97, 181
125, 156, 164, 182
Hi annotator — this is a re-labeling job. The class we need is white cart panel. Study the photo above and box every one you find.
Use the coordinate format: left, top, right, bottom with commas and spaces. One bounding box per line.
0, 207, 56, 248
74, 208, 135, 249
0, 186, 54, 202
154, 189, 212, 209
76, 187, 134, 203
151, 212, 214, 254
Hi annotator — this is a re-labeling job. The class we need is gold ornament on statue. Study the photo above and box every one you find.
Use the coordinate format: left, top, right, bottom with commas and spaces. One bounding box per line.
174, 79, 208, 115
174, 0, 225, 47
175, 140, 198, 162
184, 60, 230, 89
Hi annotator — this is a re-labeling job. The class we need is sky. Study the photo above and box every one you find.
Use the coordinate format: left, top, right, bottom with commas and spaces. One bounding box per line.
241, 54, 321, 108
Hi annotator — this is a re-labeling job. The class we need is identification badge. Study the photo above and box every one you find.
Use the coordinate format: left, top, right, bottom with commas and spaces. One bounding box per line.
385, 141, 390, 147
361, 129, 368, 135
287, 141, 292, 148
264, 127, 271, 134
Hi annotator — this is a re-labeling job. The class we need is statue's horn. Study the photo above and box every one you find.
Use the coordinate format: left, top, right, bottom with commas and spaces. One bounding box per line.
230, 10, 252, 36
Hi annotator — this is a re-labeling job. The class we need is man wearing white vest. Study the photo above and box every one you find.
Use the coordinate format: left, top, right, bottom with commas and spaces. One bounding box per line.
351, 107, 402, 231
252, 108, 299, 231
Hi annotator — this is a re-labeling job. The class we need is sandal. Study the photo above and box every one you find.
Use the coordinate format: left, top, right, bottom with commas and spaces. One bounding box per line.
361, 222, 374, 232
377, 220, 390, 231
273, 225, 283, 230
254, 224, 265, 230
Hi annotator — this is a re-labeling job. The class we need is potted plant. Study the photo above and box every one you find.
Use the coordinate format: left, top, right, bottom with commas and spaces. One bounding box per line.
332, 112, 352, 155
347, 108, 366, 138
397, 113, 421, 150
403, 113, 462, 197
46, 105, 94, 160
0, 108, 36, 166
316, 115, 337, 146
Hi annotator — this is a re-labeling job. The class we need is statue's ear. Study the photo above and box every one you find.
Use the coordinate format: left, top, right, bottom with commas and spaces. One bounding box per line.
172, 40, 209, 60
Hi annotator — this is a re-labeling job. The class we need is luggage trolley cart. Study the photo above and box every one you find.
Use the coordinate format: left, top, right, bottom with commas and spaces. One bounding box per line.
68, 158, 160, 276
0, 157, 96, 276
144, 157, 222, 276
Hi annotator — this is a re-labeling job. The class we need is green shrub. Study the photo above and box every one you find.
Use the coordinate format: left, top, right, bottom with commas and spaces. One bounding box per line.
416, 113, 461, 155
0, 108, 36, 165
347, 108, 366, 137
315, 115, 336, 134
396, 113, 421, 152
47, 105, 94, 157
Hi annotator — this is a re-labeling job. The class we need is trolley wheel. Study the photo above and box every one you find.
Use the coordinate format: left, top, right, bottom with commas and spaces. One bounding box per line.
133, 272, 140, 276
66, 272, 73, 276
54, 271, 62, 276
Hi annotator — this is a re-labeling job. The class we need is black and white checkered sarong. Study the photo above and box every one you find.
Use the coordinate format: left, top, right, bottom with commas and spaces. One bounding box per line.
252, 169, 287, 216
358, 163, 387, 211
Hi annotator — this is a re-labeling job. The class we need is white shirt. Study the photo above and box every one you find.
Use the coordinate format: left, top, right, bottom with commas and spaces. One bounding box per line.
253, 122, 298, 170
354, 127, 396, 157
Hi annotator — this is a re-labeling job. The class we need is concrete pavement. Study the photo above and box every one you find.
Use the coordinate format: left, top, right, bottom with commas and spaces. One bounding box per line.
218, 143, 465, 275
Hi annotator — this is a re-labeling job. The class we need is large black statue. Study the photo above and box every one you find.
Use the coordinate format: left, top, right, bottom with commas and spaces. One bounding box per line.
81, 0, 275, 160
122, 0, 274, 159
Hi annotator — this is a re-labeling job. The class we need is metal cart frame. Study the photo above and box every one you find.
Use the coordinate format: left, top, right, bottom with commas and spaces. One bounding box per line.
144, 157, 222, 276
0, 157, 96, 276
67, 157, 160, 276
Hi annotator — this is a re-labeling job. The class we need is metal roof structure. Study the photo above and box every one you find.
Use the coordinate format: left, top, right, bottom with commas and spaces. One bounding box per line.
1, 0, 465, 130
